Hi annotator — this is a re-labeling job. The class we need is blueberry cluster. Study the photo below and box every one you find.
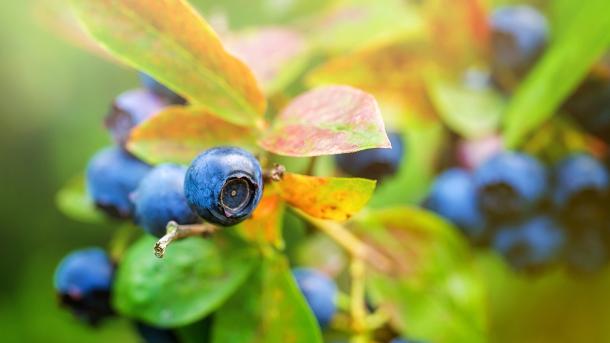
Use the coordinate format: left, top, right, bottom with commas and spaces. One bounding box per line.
87, 75, 263, 233
56, 76, 264, 339
426, 151, 610, 274
489, 4, 610, 145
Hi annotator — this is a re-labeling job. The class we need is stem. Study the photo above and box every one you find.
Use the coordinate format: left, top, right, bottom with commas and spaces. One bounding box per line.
294, 209, 393, 273
305, 156, 318, 175
262, 163, 286, 183
154, 221, 217, 258
350, 258, 367, 340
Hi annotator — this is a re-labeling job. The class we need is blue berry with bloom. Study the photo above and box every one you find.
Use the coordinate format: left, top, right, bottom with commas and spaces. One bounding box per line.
425, 168, 486, 241
134, 164, 200, 237
54, 248, 114, 324
184, 147, 263, 226
335, 132, 404, 181
105, 89, 169, 146
86, 147, 152, 219
474, 152, 547, 219
139, 72, 185, 105
553, 153, 608, 208
292, 268, 337, 327
492, 216, 565, 272
490, 5, 548, 89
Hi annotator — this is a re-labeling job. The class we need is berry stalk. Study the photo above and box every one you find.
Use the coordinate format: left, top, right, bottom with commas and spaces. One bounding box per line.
153, 221, 217, 258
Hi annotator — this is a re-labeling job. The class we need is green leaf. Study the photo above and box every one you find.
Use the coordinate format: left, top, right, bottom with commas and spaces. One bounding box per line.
353, 207, 487, 342
503, 0, 610, 148
259, 85, 390, 156
113, 235, 257, 327
70, 0, 266, 126
427, 75, 504, 139
55, 174, 106, 224
212, 253, 323, 343
278, 172, 376, 221
127, 106, 258, 165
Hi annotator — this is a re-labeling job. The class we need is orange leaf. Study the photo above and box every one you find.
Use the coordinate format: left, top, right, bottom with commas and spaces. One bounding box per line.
240, 192, 285, 248
127, 106, 258, 165
71, 0, 266, 126
278, 172, 376, 221
259, 86, 390, 157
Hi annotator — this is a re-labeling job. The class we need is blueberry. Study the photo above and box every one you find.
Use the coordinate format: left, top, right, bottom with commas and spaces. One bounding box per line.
86, 147, 152, 219
474, 152, 547, 219
292, 268, 337, 327
335, 132, 404, 181
554, 153, 608, 207
564, 228, 608, 274
492, 216, 565, 272
553, 154, 608, 228
105, 89, 169, 146
184, 147, 263, 226
490, 5, 548, 90
425, 168, 486, 241
563, 58, 610, 144
134, 322, 180, 343
54, 248, 114, 324
133, 164, 200, 237
139, 72, 186, 105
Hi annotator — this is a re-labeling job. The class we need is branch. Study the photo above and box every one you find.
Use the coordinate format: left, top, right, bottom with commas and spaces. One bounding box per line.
262, 163, 285, 183
292, 209, 393, 273
154, 221, 218, 258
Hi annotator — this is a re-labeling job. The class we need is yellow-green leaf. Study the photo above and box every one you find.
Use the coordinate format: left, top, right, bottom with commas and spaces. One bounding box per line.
71, 0, 266, 126
127, 106, 258, 165
278, 172, 376, 221
259, 85, 390, 156
503, 0, 610, 147
353, 207, 487, 342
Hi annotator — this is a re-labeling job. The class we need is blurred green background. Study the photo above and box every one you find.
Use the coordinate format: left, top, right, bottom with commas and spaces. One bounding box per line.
3, 0, 610, 342
0, 1, 138, 341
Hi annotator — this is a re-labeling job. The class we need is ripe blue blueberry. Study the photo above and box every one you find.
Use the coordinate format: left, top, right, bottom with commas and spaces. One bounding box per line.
184, 147, 263, 226
292, 268, 337, 327
425, 168, 486, 241
335, 132, 404, 181
490, 5, 548, 90
553, 153, 608, 207
133, 164, 200, 237
492, 216, 565, 272
105, 89, 169, 146
139, 72, 186, 105
564, 228, 608, 274
86, 147, 152, 219
134, 322, 180, 343
563, 58, 610, 144
474, 152, 547, 219
54, 248, 114, 324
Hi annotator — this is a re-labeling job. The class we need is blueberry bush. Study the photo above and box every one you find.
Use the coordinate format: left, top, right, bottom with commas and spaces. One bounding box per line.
48, 0, 610, 342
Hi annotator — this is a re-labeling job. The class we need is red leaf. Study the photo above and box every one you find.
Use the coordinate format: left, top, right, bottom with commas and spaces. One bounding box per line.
259, 86, 390, 156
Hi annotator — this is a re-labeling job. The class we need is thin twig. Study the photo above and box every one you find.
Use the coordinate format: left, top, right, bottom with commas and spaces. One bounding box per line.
154, 221, 218, 258
262, 163, 286, 183
350, 258, 367, 337
292, 209, 393, 273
